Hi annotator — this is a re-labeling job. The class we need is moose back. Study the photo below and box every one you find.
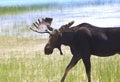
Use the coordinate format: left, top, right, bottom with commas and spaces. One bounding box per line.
30, 17, 120, 82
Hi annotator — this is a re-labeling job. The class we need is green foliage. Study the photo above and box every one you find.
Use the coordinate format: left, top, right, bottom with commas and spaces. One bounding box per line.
0, 36, 120, 82
0, 4, 59, 16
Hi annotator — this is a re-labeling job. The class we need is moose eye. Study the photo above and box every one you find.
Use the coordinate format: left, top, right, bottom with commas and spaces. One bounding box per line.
49, 34, 55, 38
50, 34, 54, 36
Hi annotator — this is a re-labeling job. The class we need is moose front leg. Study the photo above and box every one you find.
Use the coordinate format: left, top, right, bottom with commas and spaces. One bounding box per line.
82, 57, 91, 82
61, 56, 81, 82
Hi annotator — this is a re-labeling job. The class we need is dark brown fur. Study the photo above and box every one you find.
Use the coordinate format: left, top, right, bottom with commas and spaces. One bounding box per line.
44, 23, 120, 82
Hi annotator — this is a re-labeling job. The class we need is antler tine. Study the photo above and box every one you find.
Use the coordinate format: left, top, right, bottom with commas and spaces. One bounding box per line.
33, 18, 42, 28
31, 17, 54, 34
35, 21, 39, 26
47, 25, 54, 31
38, 19, 41, 23
33, 23, 38, 28
65, 21, 74, 28
30, 27, 50, 34
69, 20, 74, 25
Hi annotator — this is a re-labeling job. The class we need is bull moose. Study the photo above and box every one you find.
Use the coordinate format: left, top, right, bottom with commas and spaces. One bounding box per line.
30, 17, 120, 82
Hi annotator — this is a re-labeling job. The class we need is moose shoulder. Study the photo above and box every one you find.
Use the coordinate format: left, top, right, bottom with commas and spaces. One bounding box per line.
30, 18, 120, 82
73, 24, 120, 57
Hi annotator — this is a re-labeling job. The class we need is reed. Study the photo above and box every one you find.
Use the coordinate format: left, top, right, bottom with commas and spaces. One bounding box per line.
0, 4, 59, 16
0, 36, 120, 82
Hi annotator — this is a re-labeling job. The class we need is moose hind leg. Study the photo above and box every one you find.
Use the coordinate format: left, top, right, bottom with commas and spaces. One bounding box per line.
61, 56, 81, 82
82, 57, 91, 82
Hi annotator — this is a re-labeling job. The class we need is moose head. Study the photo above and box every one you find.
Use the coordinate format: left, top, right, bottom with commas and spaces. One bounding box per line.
30, 17, 74, 55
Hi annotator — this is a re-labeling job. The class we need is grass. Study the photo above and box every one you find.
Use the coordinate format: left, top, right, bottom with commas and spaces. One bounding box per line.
0, 4, 59, 16
0, 35, 120, 82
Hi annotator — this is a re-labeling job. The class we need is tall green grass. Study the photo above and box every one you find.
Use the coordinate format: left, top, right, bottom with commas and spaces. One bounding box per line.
0, 36, 120, 82
0, 4, 59, 16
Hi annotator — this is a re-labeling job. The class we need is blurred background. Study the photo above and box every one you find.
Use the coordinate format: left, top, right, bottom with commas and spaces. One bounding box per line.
0, 0, 120, 38
0, 1, 120, 82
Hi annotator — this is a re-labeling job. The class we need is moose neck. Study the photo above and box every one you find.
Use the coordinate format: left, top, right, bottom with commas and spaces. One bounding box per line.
61, 32, 75, 46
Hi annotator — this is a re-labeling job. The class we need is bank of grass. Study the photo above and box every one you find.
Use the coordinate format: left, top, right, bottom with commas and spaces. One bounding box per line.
0, 35, 120, 82
0, 4, 59, 16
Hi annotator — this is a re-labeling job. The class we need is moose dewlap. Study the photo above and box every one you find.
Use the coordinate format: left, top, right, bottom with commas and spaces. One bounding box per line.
30, 17, 120, 82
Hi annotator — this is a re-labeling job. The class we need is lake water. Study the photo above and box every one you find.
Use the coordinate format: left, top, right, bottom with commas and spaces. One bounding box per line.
0, 4, 120, 38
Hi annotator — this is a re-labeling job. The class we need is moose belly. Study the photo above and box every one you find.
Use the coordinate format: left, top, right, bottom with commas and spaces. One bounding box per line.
92, 51, 116, 57
91, 43, 119, 57
91, 44, 119, 57
91, 38, 120, 57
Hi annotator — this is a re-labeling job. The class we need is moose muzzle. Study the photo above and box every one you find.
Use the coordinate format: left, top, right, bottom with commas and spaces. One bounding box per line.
44, 43, 53, 55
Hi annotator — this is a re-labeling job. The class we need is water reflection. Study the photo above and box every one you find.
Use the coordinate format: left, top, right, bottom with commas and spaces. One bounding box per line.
0, 4, 120, 38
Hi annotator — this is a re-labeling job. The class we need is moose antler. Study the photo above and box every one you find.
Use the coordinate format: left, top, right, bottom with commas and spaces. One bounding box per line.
30, 17, 53, 34
59, 20, 74, 32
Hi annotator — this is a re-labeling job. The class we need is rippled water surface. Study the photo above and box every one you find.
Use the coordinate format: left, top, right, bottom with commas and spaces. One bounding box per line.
0, 4, 120, 37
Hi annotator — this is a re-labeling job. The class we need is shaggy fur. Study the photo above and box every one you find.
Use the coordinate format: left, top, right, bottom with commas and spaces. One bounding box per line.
45, 22, 120, 82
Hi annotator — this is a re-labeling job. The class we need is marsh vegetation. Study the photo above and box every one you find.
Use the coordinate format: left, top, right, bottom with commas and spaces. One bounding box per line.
0, 2, 120, 82
0, 35, 120, 82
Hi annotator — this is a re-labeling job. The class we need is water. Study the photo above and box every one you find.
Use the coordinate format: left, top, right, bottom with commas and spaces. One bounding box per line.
0, 4, 120, 37
0, 0, 120, 6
